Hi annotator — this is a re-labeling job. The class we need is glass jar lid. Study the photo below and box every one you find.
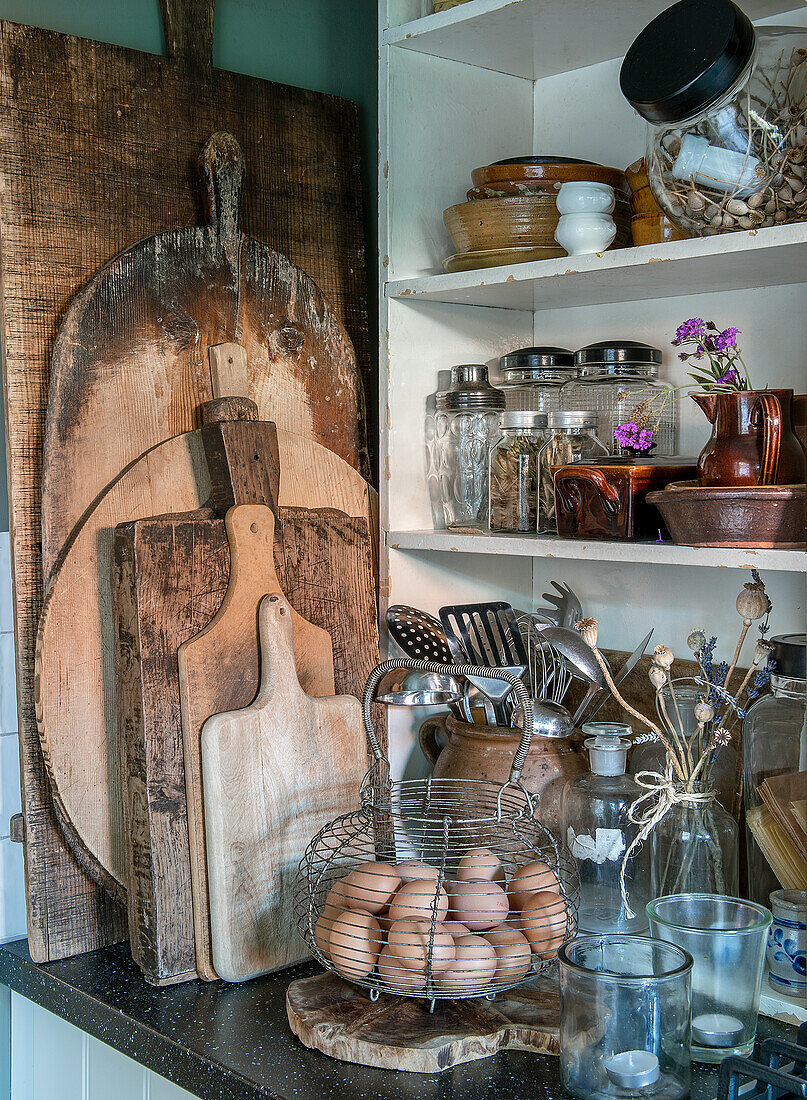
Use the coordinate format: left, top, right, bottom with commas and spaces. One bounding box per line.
574, 340, 662, 370
501, 346, 575, 371
548, 410, 599, 430
769, 633, 806, 679
435, 364, 506, 412
499, 410, 548, 430
619, 0, 756, 125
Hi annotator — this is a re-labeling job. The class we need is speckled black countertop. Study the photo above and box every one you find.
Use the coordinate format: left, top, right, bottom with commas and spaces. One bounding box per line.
0, 938, 795, 1100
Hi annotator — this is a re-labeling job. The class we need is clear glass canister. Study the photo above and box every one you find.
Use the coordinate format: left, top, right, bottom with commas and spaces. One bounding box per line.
559, 934, 692, 1100
561, 340, 676, 456
431, 365, 505, 530
497, 346, 577, 413
621, 0, 807, 237
561, 724, 655, 934
743, 633, 807, 908
489, 411, 548, 532
538, 411, 609, 534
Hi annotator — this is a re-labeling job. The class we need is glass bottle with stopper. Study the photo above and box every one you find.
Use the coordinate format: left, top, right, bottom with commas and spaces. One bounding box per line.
561, 723, 655, 934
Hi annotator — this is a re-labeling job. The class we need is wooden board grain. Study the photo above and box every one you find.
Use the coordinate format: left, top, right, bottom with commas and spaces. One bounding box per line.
202, 594, 365, 982
0, 13, 370, 962
36, 426, 374, 896
178, 504, 336, 982
286, 971, 561, 1072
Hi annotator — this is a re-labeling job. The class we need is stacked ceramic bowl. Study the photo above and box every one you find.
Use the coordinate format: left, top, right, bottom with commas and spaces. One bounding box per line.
443, 157, 631, 272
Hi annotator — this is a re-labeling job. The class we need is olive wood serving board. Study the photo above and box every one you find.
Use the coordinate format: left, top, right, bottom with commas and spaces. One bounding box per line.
202, 595, 365, 982
286, 971, 561, 1072
0, 1, 370, 961
178, 504, 335, 982
36, 424, 373, 896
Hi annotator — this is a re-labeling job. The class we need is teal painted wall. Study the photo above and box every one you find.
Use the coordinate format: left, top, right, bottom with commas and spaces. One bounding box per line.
0, 0, 378, 530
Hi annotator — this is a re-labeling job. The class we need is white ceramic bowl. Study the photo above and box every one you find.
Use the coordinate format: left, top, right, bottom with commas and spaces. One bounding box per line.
554, 212, 617, 256
556, 182, 616, 215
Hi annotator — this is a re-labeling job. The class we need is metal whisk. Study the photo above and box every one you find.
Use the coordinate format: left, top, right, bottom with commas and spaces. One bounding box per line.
516, 612, 573, 705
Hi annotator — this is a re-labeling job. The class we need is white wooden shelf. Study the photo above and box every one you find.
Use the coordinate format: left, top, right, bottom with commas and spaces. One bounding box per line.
386, 223, 807, 312
387, 530, 807, 573
385, 0, 795, 80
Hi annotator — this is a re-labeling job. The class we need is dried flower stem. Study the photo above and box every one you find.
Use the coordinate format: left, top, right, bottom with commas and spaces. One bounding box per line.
588, 645, 688, 782
724, 620, 751, 694
657, 688, 692, 775
734, 660, 759, 701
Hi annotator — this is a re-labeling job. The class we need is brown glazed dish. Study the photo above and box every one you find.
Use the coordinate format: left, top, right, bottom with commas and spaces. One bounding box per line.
646, 481, 806, 549
553, 456, 697, 541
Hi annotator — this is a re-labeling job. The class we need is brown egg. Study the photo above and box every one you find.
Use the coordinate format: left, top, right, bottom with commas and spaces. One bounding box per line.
433, 934, 497, 993
507, 861, 560, 910
388, 879, 449, 923
387, 919, 456, 972
485, 926, 532, 985
518, 891, 568, 958
448, 880, 509, 932
342, 862, 402, 915
328, 911, 382, 979
377, 945, 426, 991
396, 860, 440, 882
457, 847, 505, 887
314, 882, 352, 956
442, 920, 470, 937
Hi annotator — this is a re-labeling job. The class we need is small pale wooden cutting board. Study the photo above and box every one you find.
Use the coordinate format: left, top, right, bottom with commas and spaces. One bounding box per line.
202, 594, 365, 982
178, 503, 335, 981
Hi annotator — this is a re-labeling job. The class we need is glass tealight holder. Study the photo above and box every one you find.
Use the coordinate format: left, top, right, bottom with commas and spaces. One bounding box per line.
559, 934, 692, 1100
647, 894, 772, 1064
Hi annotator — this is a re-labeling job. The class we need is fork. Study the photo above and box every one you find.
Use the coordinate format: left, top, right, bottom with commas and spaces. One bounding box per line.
535, 581, 583, 629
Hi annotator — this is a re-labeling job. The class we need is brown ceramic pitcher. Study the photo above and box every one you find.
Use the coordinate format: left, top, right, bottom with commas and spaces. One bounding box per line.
691, 389, 806, 487
419, 713, 585, 830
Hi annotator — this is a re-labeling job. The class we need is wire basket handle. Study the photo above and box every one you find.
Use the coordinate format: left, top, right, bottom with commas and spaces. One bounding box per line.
363, 658, 534, 784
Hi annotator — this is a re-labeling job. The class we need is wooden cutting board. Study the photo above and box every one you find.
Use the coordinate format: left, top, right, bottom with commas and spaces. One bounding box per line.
41, 131, 365, 583
0, 1, 370, 962
286, 971, 560, 1072
36, 424, 373, 897
178, 504, 335, 982
202, 594, 365, 982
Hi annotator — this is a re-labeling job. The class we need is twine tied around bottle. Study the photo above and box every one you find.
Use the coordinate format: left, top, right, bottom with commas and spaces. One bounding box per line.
619, 764, 716, 918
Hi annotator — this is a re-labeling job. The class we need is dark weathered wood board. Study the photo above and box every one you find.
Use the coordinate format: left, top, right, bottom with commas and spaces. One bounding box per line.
114, 507, 379, 986
286, 972, 560, 1072
0, 11, 370, 962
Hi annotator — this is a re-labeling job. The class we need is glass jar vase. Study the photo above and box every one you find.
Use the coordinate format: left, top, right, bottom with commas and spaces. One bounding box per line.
498, 346, 577, 413
537, 411, 609, 533
430, 365, 505, 530
561, 340, 675, 456
654, 784, 739, 897
489, 411, 548, 532
743, 633, 807, 908
559, 934, 692, 1100
621, 0, 807, 238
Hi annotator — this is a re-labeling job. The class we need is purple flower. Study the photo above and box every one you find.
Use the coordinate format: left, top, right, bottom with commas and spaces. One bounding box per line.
614, 422, 655, 452
673, 318, 706, 344
716, 367, 738, 385
712, 327, 741, 352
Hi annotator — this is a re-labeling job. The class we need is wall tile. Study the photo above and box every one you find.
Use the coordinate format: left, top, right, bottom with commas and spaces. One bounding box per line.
88, 1034, 147, 1100
10, 992, 33, 1100
0, 536, 12, 635
148, 1070, 198, 1099
0, 737, 20, 832
0, 634, 16, 739
31, 1005, 85, 1100
0, 841, 26, 944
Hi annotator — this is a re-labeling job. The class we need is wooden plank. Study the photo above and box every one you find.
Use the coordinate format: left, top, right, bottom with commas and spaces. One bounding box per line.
178, 504, 336, 982
202, 594, 365, 982
0, 16, 370, 962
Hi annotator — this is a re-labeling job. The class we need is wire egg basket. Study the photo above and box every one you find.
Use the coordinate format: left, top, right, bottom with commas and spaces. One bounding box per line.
296, 658, 580, 1007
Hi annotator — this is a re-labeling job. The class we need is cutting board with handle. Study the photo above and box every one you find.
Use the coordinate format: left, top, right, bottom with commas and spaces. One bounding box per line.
178, 504, 335, 981
36, 410, 374, 898
203, 593, 366, 982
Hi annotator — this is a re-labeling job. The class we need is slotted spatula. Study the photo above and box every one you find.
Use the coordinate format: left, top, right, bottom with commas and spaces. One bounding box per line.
439, 602, 528, 724
386, 605, 453, 664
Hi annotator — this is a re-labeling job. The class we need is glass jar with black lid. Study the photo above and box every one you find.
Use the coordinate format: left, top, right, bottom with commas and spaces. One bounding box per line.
498, 346, 578, 414
560, 340, 676, 456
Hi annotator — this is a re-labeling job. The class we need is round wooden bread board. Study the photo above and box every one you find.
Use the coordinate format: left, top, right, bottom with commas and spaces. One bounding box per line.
286, 971, 560, 1073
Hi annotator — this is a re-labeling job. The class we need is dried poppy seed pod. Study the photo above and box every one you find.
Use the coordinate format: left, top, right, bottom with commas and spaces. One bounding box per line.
652, 645, 675, 669
574, 617, 599, 648
694, 700, 715, 723
754, 639, 774, 665
649, 665, 667, 690
736, 585, 769, 621
687, 628, 707, 653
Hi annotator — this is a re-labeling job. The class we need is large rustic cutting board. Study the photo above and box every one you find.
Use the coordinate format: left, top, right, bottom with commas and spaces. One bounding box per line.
36, 424, 373, 897
0, 1, 371, 962
203, 594, 365, 982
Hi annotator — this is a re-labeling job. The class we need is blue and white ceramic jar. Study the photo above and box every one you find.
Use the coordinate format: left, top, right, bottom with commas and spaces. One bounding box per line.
767, 889, 807, 996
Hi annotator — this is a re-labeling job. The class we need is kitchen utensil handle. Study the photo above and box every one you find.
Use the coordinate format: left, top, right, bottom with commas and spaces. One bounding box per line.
200, 132, 244, 251
752, 392, 782, 486
554, 467, 621, 515
418, 715, 446, 767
